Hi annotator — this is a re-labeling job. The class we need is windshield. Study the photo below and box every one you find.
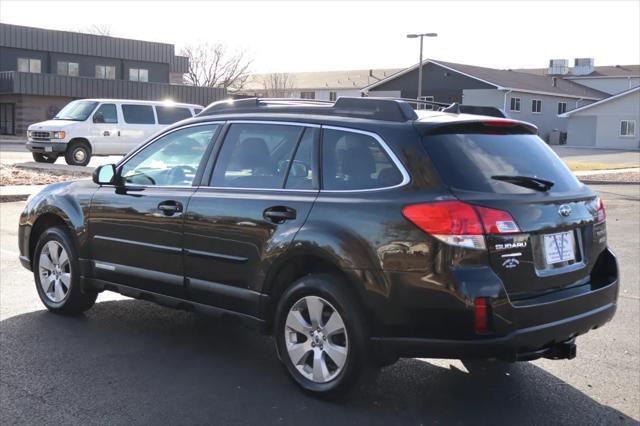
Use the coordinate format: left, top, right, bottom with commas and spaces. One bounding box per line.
422, 133, 583, 194
54, 101, 99, 121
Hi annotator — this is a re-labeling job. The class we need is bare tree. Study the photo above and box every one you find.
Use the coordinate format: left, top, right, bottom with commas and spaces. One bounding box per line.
180, 42, 252, 90
261, 73, 295, 98
80, 24, 112, 36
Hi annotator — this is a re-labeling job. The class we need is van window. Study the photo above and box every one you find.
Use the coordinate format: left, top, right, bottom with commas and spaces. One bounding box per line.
93, 104, 118, 124
54, 101, 98, 121
321, 129, 403, 190
194, 108, 203, 115
155, 106, 192, 124
122, 105, 156, 125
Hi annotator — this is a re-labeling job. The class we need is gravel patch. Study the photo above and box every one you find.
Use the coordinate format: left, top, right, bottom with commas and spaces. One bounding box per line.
579, 171, 640, 184
0, 164, 83, 186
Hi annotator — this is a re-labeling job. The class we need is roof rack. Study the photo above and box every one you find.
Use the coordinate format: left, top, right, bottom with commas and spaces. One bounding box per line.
200, 96, 420, 122
199, 97, 508, 121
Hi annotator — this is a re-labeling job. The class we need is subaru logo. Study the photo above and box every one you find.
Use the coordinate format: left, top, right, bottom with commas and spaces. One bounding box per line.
558, 204, 572, 217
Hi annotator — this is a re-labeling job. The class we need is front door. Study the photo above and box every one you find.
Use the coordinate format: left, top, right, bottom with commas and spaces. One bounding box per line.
89, 103, 120, 155
88, 123, 220, 297
183, 122, 320, 316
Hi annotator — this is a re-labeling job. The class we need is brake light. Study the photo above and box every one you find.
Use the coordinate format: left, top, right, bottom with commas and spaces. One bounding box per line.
596, 197, 606, 224
402, 201, 521, 249
474, 297, 489, 334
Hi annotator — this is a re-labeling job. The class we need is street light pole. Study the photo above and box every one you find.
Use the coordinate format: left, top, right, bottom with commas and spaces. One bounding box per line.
406, 33, 438, 102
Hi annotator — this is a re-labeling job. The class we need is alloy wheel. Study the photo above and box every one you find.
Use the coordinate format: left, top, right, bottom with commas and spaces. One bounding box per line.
38, 241, 71, 303
284, 296, 348, 383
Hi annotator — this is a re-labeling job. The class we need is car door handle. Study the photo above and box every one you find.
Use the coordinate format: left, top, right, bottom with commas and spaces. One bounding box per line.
158, 200, 183, 216
263, 206, 296, 223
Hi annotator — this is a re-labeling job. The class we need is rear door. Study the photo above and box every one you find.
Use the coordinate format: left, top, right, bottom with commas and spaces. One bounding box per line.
119, 104, 159, 154
422, 129, 604, 300
182, 122, 320, 316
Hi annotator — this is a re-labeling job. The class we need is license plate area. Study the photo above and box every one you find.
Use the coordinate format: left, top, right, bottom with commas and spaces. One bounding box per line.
532, 229, 584, 275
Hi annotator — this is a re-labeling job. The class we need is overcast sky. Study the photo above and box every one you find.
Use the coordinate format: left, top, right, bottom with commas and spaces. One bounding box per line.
1, 1, 639, 73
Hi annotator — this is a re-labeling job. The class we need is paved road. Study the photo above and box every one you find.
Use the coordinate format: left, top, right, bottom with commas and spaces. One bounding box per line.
552, 146, 640, 166
0, 185, 638, 425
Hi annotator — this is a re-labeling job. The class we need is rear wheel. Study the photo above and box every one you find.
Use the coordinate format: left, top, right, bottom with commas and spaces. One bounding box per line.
32, 152, 58, 163
65, 141, 91, 166
274, 274, 372, 397
33, 226, 97, 315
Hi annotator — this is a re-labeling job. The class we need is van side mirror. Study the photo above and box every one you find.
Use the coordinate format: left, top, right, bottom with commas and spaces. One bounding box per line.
93, 164, 117, 185
93, 112, 105, 124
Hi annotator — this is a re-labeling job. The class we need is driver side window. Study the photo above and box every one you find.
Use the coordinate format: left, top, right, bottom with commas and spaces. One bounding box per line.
120, 124, 218, 186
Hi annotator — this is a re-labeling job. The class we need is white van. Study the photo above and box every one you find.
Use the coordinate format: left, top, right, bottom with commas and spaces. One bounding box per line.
26, 99, 203, 166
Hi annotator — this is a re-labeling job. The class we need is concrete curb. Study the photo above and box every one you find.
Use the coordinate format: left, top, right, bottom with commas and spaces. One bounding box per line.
13, 162, 93, 176
0, 194, 29, 202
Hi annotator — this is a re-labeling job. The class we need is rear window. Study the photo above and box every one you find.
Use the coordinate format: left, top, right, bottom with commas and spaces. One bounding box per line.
422, 133, 582, 193
155, 106, 193, 124
122, 104, 156, 124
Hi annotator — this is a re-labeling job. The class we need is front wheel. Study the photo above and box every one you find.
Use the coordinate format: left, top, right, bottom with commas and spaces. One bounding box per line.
274, 274, 372, 397
32, 152, 58, 163
65, 142, 91, 166
33, 226, 97, 315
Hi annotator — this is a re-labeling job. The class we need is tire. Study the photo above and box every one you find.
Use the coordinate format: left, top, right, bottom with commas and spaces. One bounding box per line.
33, 226, 97, 315
64, 141, 91, 166
274, 273, 373, 397
32, 152, 58, 163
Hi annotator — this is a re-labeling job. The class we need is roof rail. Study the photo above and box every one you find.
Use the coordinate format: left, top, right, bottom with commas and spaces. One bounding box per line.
200, 96, 420, 122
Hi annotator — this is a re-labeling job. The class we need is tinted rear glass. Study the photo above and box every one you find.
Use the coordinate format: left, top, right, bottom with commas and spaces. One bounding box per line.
422, 133, 582, 193
155, 106, 192, 124
122, 105, 155, 124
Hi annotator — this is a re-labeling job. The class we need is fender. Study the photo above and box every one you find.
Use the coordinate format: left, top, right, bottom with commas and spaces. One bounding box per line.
19, 180, 97, 264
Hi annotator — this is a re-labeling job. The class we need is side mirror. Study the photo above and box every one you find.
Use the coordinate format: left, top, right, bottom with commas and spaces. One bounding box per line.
93, 112, 105, 124
93, 164, 117, 185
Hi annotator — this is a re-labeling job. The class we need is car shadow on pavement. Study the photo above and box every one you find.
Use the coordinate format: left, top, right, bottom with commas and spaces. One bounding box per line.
0, 299, 635, 426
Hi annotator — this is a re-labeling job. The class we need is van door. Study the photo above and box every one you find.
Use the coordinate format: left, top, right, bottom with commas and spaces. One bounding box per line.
89, 103, 120, 155
119, 103, 159, 155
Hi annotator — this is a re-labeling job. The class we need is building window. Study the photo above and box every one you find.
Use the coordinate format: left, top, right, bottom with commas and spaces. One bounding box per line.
95, 65, 116, 80
557, 102, 567, 115
300, 91, 315, 99
17, 58, 41, 73
129, 68, 149, 82
418, 95, 435, 110
509, 97, 521, 112
329, 91, 337, 102
57, 61, 79, 77
620, 120, 636, 137
531, 99, 542, 114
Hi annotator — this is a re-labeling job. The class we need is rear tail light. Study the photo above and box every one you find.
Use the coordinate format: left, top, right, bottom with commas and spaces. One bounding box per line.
596, 197, 606, 224
402, 201, 520, 250
474, 297, 489, 334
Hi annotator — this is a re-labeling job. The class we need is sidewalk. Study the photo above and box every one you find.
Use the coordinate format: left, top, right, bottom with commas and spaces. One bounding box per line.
0, 184, 47, 202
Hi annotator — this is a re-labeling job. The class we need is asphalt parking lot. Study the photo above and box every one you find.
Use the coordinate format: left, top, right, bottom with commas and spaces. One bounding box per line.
0, 185, 639, 425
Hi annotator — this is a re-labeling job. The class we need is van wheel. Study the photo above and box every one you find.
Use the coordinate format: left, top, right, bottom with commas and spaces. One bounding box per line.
33, 226, 97, 315
65, 141, 91, 166
32, 152, 58, 163
274, 274, 373, 397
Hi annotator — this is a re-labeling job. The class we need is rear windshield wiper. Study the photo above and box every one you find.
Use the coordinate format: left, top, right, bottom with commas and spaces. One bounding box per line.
491, 175, 555, 192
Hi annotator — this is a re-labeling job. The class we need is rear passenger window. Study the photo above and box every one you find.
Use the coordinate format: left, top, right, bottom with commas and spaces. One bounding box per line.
122, 104, 155, 124
211, 123, 303, 189
155, 106, 192, 124
321, 129, 403, 190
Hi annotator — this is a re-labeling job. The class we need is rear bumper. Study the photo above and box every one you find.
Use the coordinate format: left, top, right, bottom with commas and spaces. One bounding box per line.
26, 141, 67, 153
370, 297, 616, 361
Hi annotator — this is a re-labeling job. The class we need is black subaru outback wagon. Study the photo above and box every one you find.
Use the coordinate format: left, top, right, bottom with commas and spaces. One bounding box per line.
19, 97, 618, 396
